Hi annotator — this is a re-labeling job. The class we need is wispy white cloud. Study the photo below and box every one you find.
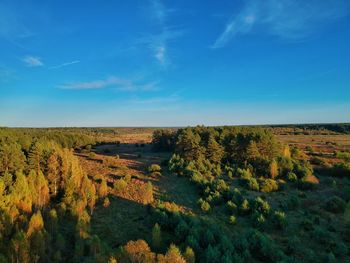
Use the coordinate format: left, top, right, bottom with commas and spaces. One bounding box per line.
155, 45, 165, 64
147, 0, 183, 67
22, 56, 44, 67
212, 0, 350, 48
59, 76, 159, 92
49, 60, 80, 69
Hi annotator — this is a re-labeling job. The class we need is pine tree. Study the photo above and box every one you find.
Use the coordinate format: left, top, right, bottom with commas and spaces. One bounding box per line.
98, 178, 108, 198
152, 223, 162, 249
206, 135, 224, 164
0, 140, 26, 174
28, 142, 42, 174
27, 211, 44, 237
11, 171, 32, 213
10, 230, 30, 263
164, 244, 186, 263
247, 141, 260, 160
28, 170, 49, 209
176, 129, 205, 161
283, 145, 291, 158
124, 240, 155, 263
183, 247, 195, 263
270, 159, 279, 179
47, 152, 60, 196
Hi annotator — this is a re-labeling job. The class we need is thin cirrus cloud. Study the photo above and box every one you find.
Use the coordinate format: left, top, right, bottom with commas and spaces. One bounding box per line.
147, 0, 183, 66
212, 0, 350, 48
49, 60, 80, 69
22, 56, 44, 67
59, 76, 159, 92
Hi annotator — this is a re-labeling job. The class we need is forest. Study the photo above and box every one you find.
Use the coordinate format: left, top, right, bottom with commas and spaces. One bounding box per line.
0, 125, 349, 262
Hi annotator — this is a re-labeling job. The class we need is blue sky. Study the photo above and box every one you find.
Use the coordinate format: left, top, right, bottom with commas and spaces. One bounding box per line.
0, 0, 350, 127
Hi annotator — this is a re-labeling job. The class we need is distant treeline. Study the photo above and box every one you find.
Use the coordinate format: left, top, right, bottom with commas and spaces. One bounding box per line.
266, 123, 350, 134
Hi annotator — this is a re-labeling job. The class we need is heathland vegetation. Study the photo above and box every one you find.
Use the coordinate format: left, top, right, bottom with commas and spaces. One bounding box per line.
0, 124, 349, 262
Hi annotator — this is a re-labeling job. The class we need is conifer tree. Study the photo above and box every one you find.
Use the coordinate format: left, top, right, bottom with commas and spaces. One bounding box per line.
28, 142, 42, 174
0, 140, 26, 174
152, 223, 162, 249
27, 211, 44, 237
183, 247, 195, 263
28, 170, 49, 209
206, 135, 224, 164
164, 244, 186, 263
11, 171, 32, 213
98, 178, 108, 198
47, 152, 60, 196
11, 230, 30, 263
270, 159, 279, 179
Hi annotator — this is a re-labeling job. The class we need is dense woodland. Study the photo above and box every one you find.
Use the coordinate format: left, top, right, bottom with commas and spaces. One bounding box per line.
0, 126, 349, 262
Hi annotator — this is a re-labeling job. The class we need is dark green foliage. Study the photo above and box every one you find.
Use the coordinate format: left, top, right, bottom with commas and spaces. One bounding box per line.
332, 162, 350, 178
324, 196, 346, 213
287, 172, 298, 182
152, 129, 176, 151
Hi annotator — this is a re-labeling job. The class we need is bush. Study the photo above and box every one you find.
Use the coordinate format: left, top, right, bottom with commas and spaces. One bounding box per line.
103, 197, 110, 208
298, 174, 319, 190
198, 199, 211, 212
228, 215, 237, 225
113, 179, 128, 194
253, 197, 270, 215
332, 242, 348, 257
272, 211, 287, 229
240, 177, 259, 191
252, 212, 266, 229
259, 179, 279, 193
239, 199, 250, 215
148, 164, 161, 173
237, 168, 253, 178
226, 200, 238, 213
287, 172, 298, 182
324, 196, 346, 213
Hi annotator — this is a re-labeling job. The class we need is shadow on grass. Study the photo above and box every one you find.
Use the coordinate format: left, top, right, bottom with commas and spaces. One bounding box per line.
91, 196, 154, 248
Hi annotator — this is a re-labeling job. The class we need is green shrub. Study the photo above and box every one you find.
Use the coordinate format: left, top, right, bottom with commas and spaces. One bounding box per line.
237, 168, 253, 178
253, 197, 270, 215
287, 172, 298, 182
148, 164, 161, 173
198, 199, 211, 212
335, 151, 350, 162
332, 242, 348, 257
324, 196, 346, 213
229, 215, 237, 225
239, 199, 250, 215
226, 200, 237, 213
272, 211, 287, 229
259, 179, 278, 193
246, 230, 283, 261
312, 227, 332, 246
240, 177, 259, 191
252, 212, 266, 229
298, 175, 319, 190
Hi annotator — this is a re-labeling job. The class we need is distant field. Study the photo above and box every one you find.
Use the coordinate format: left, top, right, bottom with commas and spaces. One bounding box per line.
277, 134, 350, 153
